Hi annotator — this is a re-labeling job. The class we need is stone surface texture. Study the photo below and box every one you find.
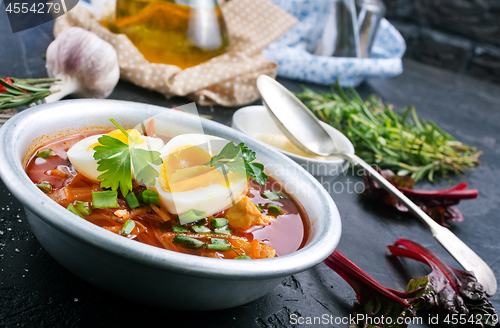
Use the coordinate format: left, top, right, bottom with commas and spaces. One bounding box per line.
1, 13, 500, 327
385, 0, 500, 83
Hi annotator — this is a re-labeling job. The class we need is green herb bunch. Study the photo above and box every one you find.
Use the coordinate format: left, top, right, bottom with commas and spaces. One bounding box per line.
295, 84, 482, 182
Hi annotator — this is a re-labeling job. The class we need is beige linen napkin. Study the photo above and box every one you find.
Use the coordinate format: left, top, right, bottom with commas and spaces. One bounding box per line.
54, 0, 297, 106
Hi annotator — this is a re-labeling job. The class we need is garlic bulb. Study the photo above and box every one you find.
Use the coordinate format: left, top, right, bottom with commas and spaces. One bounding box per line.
45, 27, 120, 102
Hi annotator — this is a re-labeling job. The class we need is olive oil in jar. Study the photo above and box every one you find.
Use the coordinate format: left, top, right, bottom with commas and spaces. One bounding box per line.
110, 0, 230, 69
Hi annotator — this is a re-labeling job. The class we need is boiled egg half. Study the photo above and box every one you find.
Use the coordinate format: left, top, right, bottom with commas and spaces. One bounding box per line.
149, 134, 248, 224
67, 129, 164, 181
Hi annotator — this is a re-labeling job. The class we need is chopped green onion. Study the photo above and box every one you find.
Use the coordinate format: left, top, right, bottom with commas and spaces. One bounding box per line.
92, 190, 118, 208
206, 243, 231, 251
36, 181, 53, 193
191, 218, 208, 225
36, 148, 55, 159
255, 204, 263, 212
172, 235, 205, 249
214, 227, 231, 235
121, 219, 135, 236
190, 225, 212, 234
267, 204, 281, 214
67, 203, 83, 218
144, 190, 160, 206
75, 201, 91, 216
171, 225, 189, 233
207, 238, 230, 250
210, 217, 228, 228
261, 190, 288, 201
137, 190, 160, 206
124, 192, 140, 209
210, 238, 228, 244
234, 255, 251, 260
179, 209, 207, 223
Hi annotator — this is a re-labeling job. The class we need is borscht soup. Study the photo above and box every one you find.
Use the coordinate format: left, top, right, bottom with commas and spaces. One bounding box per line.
25, 119, 309, 260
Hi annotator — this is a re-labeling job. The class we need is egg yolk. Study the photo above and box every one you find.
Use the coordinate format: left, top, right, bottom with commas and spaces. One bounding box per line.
89, 129, 146, 150
159, 145, 246, 193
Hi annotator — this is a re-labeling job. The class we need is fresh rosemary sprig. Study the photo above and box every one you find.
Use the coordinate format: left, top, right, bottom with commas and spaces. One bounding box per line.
0, 77, 60, 109
295, 83, 482, 182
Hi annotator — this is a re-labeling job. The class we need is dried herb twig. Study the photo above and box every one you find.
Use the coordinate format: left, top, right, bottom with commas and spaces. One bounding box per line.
0, 77, 60, 109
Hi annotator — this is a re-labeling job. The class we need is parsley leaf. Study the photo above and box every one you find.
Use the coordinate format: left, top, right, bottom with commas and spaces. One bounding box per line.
241, 144, 256, 162
208, 141, 268, 186
245, 162, 266, 186
93, 119, 163, 196
130, 147, 163, 186
93, 136, 133, 196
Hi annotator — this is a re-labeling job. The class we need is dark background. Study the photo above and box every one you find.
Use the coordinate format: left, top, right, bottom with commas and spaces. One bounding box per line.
385, 0, 500, 84
1, 4, 500, 328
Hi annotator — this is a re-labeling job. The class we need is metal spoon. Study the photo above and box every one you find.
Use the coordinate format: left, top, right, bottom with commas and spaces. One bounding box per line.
256, 75, 497, 296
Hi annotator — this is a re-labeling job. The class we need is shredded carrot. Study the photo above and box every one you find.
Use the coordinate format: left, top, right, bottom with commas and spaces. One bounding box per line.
114, 210, 130, 219
150, 204, 171, 222
27, 170, 48, 175
90, 210, 123, 226
66, 187, 99, 201
147, 118, 156, 138
48, 188, 70, 202
261, 215, 273, 225
66, 173, 87, 188
229, 239, 243, 257
46, 169, 67, 178
132, 220, 147, 234
129, 207, 148, 218
152, 228, 171, 249
162, 233, 181, 252
103, 226, 122, 233
251, 239, 261, 259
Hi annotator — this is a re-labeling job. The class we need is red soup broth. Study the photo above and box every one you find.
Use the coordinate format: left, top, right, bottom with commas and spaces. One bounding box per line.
25, 132, 310, 259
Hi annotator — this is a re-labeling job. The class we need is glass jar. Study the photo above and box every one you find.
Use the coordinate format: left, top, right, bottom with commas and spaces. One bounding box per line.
109, 0, 230, 69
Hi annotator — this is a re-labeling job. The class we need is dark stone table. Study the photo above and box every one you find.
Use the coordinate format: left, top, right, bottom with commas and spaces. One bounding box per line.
1, 11, 499, 328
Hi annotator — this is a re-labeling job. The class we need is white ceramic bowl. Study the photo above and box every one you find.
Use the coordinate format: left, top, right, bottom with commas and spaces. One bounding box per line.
232, 105, 355, 177
0, 100, 342, 310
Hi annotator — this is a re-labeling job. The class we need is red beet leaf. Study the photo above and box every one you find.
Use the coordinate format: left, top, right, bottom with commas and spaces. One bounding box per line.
363, 169, 478, 226
325, 251, 415, 328
388, 239, 498, 327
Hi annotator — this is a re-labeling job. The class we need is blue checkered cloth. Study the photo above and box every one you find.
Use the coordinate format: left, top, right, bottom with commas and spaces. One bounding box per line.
264, 0, 406, 86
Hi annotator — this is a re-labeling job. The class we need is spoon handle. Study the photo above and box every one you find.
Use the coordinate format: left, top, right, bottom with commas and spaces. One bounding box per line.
341, 152, 497, 296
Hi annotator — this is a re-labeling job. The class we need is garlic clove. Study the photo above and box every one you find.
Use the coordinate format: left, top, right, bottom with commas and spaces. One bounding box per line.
45, 27, 120, 102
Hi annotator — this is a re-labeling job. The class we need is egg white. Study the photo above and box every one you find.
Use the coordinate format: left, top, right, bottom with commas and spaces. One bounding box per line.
67, 133, 164, 182
148, 134, 248, 224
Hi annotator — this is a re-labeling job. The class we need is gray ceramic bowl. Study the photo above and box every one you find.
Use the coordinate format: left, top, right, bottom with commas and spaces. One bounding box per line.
0, 99, 341, 310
